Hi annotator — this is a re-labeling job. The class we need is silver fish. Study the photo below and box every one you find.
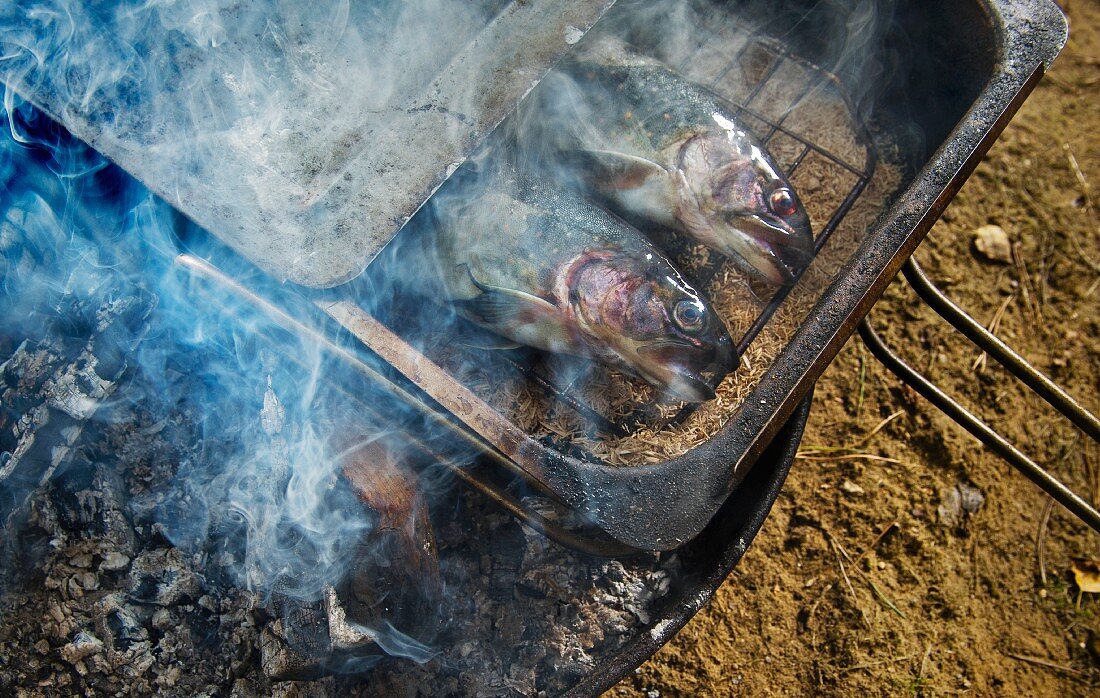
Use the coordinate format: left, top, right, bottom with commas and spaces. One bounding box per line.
522, 38, 814, 285
401, 167, 737, 403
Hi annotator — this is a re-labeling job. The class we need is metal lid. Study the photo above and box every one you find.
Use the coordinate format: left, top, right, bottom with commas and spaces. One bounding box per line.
0, 0, 615, 287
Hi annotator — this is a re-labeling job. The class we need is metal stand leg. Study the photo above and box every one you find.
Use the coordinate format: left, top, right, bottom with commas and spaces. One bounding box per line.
859, 258, 1100, 533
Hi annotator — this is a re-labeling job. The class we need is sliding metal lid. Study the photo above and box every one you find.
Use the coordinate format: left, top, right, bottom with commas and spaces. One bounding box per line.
0, 0, 614, 287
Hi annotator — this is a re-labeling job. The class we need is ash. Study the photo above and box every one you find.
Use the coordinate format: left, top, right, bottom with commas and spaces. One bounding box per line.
0, 304, 677, 696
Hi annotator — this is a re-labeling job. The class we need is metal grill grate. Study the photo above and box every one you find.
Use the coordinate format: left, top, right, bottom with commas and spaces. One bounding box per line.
459, 32, 879, 441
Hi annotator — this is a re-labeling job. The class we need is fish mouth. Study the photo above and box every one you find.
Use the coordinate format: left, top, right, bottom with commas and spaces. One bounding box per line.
720, 214, 815, 286
662, 371, 718, 402
638, 334, 739, 402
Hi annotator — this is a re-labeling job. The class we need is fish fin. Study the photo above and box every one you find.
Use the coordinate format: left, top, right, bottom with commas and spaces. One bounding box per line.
466, 336, 523, 351
567, 149, 671, 192
458, 287, 558, 326
452, 325, 523, 351
457, 265, 559, 327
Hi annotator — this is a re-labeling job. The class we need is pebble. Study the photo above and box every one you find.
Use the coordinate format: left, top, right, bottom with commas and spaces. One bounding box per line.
840, 480, 865, 495
972, 224, 1012, 264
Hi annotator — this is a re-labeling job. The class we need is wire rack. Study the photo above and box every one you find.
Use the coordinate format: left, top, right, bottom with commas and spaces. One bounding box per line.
458, 31, 879, 441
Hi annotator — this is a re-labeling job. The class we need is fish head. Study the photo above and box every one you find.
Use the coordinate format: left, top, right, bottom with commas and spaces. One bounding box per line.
571, 252, 738, 402
676, 125, 814, 285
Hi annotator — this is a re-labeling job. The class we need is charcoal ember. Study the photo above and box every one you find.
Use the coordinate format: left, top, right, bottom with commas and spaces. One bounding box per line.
0, 344, 83, 524
59, 629, 103, 665
335, 525, 444, 643
100, 551, 131, 572
95, 593, 150, 655
325, 586, 377, 654
268, 677, 338, 698
487, 520, 526, 603
128, 549, 200, 606
1, 287, 153, 564
260, 600, 331, 681
48, 455, 135, 554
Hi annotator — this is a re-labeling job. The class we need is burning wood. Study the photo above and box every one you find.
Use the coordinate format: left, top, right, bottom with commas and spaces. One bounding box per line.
335, 438, 443, 649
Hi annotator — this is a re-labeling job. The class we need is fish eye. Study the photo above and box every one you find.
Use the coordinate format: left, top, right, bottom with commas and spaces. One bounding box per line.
673, 299, 706, 333
768, 188, 797, 217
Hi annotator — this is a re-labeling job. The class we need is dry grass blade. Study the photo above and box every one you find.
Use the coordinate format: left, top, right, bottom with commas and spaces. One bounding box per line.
839, 655, 914, 674
798, 410, 905, 457
856, 343, 868, 418
1004, 652, 1086, 677
972, 290, 1017, 372
829, 536, 870, 629
1011, 241, 1044, 324
868, 579, 906, 618
807, 522, 898, 624
1036, 496, 1055, 587
1064, 143, 1095, 217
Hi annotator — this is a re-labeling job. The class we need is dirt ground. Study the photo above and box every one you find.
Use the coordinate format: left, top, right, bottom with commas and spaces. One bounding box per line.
614, 1, 1100, 696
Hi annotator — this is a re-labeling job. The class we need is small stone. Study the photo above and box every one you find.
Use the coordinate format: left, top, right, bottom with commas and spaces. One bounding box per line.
973, 224, 1012, 264
34, 639, 50, 655
840, 480, 865, 495
938, 481, 986, 528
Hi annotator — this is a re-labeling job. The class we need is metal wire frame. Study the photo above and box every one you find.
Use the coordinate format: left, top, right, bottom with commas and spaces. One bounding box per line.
472, 35, 879, 443
860, 258, 1100, 534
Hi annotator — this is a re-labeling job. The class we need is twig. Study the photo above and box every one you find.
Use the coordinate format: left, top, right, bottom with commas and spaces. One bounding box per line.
1037, 496, 1055, 587
1004, 652, 1086, 677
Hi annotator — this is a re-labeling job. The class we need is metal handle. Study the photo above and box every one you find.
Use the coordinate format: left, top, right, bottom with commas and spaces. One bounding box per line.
859, 258, 1100, 533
